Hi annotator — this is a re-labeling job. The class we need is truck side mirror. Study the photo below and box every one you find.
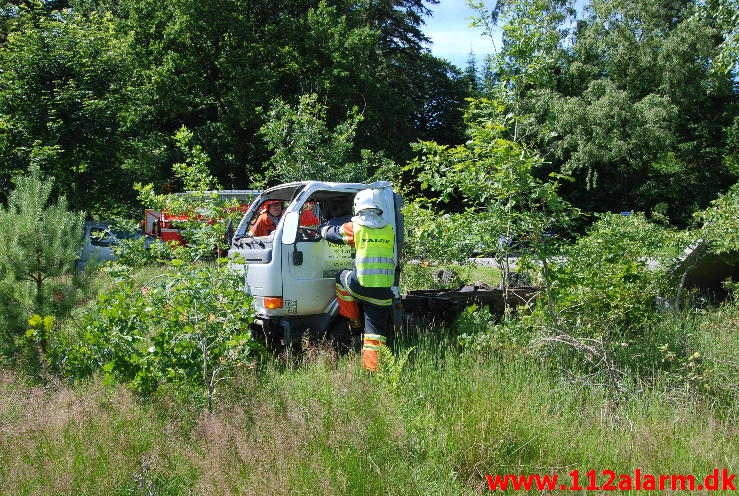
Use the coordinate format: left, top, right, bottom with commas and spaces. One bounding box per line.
281, 211, 299, 245
224, 219, 234, 246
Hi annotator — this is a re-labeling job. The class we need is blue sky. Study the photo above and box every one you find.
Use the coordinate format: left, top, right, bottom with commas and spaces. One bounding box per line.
422, 0, 500, 70
424, 0, 587, 70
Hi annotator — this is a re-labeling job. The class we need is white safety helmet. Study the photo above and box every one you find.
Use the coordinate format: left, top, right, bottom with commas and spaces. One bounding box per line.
353, 189, 384, 214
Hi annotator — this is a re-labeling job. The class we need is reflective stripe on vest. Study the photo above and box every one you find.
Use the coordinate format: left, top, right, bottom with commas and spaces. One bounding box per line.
354, 223, 395, 287
356, 256, 394, 264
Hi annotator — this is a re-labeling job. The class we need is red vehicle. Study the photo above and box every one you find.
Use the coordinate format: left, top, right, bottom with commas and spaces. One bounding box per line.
144, 190, 319, 245
145, 190, 261, 245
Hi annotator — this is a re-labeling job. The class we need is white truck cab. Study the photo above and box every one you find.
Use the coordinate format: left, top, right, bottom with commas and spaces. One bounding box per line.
227, 181, 403, 347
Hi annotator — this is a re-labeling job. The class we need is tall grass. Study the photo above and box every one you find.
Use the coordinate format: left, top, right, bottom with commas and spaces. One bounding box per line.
2, 308, 736, 495
0, 371, 191, 495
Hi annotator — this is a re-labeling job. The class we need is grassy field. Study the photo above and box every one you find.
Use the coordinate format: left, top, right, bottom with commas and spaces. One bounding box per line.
1, 259, 737, 495
1, 302, 736, 495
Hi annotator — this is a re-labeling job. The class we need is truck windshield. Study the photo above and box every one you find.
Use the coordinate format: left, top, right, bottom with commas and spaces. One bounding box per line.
241, 186, 302, 237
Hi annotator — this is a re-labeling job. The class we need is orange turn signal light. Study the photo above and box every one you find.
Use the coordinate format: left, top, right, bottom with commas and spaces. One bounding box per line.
263, 297, 283, 309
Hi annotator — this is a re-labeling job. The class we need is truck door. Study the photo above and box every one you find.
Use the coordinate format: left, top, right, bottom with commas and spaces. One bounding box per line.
281, 201, 353, 316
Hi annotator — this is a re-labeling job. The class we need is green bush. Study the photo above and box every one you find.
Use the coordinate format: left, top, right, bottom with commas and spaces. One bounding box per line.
456, 304, 531, 354
258, 93, 368, 184
52, 259, 259, 408
695, 180, 739, 256
543, 213, 678, 339
402, 203, 491, 263
497, 212, 707, 391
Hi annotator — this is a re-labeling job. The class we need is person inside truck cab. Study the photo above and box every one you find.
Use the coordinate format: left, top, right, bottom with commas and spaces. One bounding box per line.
250, 201, 284, 237
320, 189, 395, 372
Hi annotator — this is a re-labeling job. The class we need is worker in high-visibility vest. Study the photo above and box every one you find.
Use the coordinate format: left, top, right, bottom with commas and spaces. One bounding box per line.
321, 189, 396, 371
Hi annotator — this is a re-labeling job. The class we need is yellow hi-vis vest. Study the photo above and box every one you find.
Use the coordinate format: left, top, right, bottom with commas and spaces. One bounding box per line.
354, 223, 395, 287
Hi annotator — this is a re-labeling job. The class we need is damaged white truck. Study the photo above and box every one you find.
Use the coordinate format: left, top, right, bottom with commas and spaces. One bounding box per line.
227, 181, 404, 349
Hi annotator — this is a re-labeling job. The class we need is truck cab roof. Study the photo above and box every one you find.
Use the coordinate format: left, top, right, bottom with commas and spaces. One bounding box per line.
255, 180, 392, 201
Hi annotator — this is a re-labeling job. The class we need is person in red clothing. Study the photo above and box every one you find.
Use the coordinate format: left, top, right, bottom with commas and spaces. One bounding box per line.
249, 201, 283, 236
299, 202, 319, 227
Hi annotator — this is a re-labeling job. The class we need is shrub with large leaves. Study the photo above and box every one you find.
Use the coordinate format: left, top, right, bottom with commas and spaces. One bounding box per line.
543, 213, 677, 339
695, 181, 739, 256
402, 203, 502, 263
55, 260, 257, 408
